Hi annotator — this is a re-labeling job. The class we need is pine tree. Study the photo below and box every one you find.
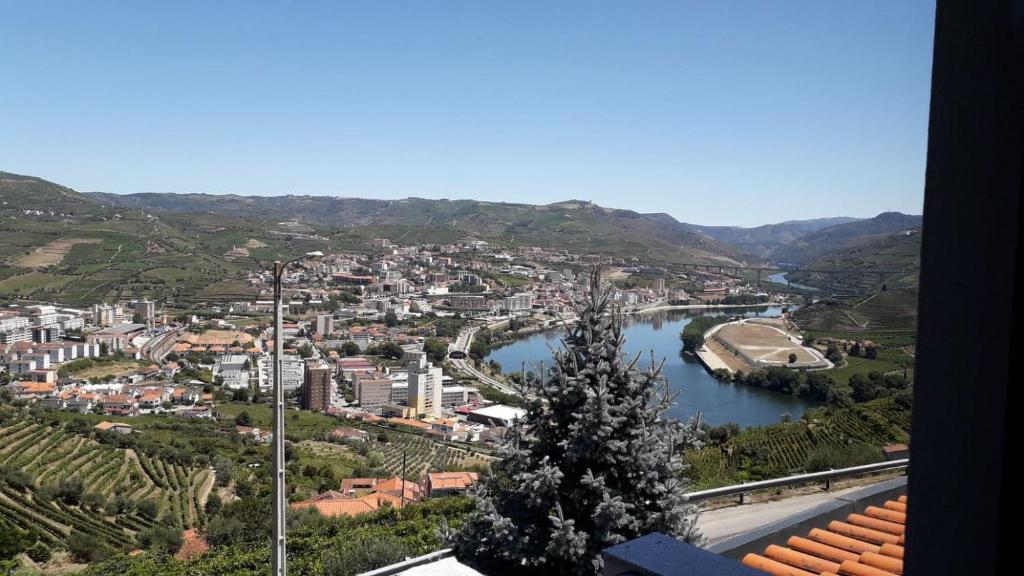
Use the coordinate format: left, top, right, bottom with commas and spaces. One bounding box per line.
454, 270, 703, 575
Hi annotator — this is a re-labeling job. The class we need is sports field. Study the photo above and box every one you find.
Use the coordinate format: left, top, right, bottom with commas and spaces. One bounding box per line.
715, 320, 822, 366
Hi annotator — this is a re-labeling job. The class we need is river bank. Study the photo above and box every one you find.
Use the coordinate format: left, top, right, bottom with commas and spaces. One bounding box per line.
484, 305, 813, 426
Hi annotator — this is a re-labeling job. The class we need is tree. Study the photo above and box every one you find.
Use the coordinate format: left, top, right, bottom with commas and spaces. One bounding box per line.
825, 344, 843, 363
384, 309, 399, 327
422, 338, 448, 363
342, 341, 361, 356
454, 270, 702, 574
235, 410, 253, 426
67, 530, 113, 563
788, 352, 797, 364
214, 457, 234, 487
137, 525, 183, 554
55, 476, 84, 505
205, 493, 222, 516
136, 498, 160, 520
865, 346, 879, 359
368, 341, 404, 360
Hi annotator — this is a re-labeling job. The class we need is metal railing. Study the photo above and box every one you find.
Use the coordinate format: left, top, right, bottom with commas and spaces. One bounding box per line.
683, 458, 908, 504
358, 548, 455, 576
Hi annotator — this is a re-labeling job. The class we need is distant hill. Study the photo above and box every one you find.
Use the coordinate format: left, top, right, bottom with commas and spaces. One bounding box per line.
0, 171, 748, 305
0, 172, 326, 306
0, 171, 99, 215
86, 193, 743, 266
687, 217, 862, 259
767, 212, 922, 266
787, 230, 922, 293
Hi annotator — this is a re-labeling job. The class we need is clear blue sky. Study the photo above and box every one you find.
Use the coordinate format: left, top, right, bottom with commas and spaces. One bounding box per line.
0, 1, 934, 226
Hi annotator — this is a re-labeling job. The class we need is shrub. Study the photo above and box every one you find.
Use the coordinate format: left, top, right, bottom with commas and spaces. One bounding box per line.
0, 468, 33, 491
66, 530, 113, 563
137, 498, 160, 520
322, 534, 414, 576
205, 493, 222, 516
137, 526, 183, 554
26, 541, 51, 563
81, 491, 107, 512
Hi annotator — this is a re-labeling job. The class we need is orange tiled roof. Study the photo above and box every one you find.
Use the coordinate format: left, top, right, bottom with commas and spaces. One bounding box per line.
372, 476, 424, 502
388, 417, 432, 430
292, 498, 375, 517
18, 382, 55, 394
341, 477, 379, 493
741, 494, 907, 576
359, 491, 405, 509
428, 471, 479, 491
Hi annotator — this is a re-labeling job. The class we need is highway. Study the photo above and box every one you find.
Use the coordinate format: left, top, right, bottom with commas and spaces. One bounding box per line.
448, 325, 522, 396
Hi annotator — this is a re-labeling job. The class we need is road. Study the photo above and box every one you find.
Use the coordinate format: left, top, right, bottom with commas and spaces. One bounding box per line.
448, 325, 522, 396
698, 483, 883, 547
140, 327, 182, 363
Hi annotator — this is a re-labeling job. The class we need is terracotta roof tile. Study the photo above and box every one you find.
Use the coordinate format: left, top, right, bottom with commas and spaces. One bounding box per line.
741, 496, 907, 576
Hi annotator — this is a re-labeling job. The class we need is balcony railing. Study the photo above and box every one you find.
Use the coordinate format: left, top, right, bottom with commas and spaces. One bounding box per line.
683, 458, 908, 504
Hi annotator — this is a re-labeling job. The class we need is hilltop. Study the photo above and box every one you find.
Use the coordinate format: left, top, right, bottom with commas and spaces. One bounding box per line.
767, 212, 922, 265
86, 192, 742, 265
686, 217, 862, 259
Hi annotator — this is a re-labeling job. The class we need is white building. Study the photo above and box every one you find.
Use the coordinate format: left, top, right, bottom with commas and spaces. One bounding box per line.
315, 314, 334, 336
92, 303, 127, 327
503, 292, 533, 313
0, 316, 31, 344
407, 352, 443, 418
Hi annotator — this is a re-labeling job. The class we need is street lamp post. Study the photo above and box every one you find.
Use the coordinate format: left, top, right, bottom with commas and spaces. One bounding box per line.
271, 251, 323, 576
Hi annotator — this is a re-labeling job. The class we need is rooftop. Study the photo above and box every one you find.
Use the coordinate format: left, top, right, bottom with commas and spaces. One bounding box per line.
740, 495, 906, 575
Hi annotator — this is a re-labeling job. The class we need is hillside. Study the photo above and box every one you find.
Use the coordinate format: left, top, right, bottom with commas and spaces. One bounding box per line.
0, 172, 99, 216
87, 192, 744, 265
768, 212, 922, 265
0, 173, 331, 307
787, 230, 922, 293
0, 418, 212, 561
687, 217, 861, 259
792, 291, 919, 334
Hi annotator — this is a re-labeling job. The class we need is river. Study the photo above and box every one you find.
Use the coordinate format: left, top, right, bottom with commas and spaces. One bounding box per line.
485, 306, 817, 427
766, 272, 820, 292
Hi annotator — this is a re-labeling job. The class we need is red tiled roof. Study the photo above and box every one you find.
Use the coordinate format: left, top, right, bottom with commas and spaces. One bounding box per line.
428, 471, 478, 492
742, 495, 907, 576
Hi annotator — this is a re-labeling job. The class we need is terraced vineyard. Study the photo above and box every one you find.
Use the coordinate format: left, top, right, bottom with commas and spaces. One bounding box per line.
0, 420, 212, 550
372, 433, 491, 480
684, 397, 911, 489
793, 292, 918, 334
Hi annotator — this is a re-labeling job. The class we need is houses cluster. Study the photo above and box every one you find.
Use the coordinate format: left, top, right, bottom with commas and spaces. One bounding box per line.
290, 471, 479, 518
25, 382, 214, 418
